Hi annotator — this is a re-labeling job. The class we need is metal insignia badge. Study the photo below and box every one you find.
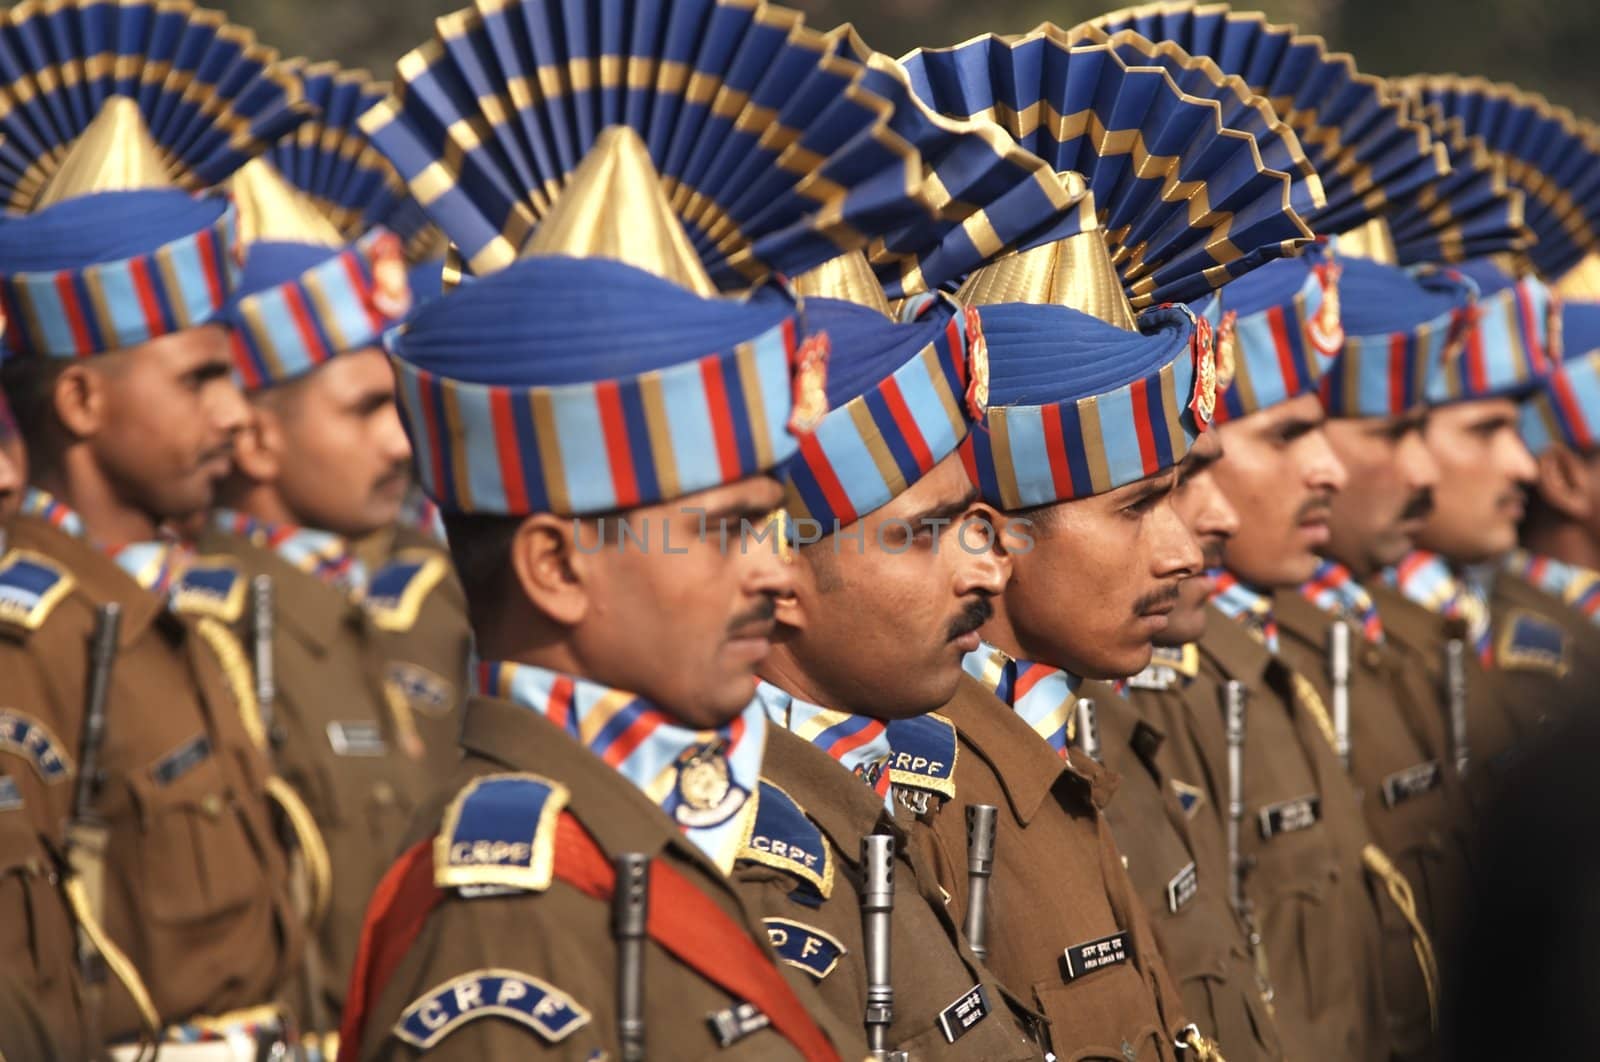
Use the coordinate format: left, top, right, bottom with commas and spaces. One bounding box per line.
964, 304, 989, 420
1307, 260, 1345, 357
1214, 309, 1239, 392
1189, 313, 1217, 429
370, 233, 414, 321
672, 740, 749, 828
787, 333, 830, 435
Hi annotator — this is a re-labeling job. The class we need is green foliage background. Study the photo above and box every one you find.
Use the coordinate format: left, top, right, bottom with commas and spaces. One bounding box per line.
213, 0, 1600, 122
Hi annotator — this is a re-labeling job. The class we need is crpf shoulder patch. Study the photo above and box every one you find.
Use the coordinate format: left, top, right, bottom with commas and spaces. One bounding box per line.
0, 550, 75, 632
1497, 609, 1569, 676
364, 551, 449, 632
739, 780, 834, 898
762, 917, 846, 980
394, 969, 590, 1050
0, 709, 73, 784
434, 773, 569, 894
1126, 644, 1199, 691
170, 557, 246, 623
884, 712, 958, 806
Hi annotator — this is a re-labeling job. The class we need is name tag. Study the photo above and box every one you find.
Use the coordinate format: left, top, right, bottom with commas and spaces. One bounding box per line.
936, 984, 991, 1043
708, 1002, 770, 1047
1381, 761, 1441, 808
1258, 795, 1320, 839
150, 734, 212, 786
1166, 861, 1198, 913
1063, 930, 1132, 980
327, 720, 388, 757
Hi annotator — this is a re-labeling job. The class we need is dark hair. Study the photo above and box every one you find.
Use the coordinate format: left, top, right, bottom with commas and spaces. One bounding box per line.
0, 353, 67, 471
442, 511, 523, 624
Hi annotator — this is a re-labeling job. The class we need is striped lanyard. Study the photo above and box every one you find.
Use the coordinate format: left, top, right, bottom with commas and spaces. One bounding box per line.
1301, 558, 1385, 642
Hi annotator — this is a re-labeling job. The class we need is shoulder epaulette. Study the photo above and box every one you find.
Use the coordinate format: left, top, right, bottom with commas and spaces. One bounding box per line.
1125, 644, 1199, 691
0, 549, 75, 633
0, 709, 73, 785
170, 556, 247, 623
1497, 609, 1568, 675
739, 780, 834, 899
364, 550, 449, 632
434, 773, 569, 894
884, 713, 958, 805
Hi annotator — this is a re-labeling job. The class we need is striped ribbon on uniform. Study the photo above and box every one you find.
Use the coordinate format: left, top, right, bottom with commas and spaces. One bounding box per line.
1504, 548, 1600, 625
756, 682, 892, 807
1301, 558, 1385, 642
1209, 569, 1280, 653
962, 641, 1082, 757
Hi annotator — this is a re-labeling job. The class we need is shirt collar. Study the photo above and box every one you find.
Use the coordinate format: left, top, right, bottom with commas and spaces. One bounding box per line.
962, 641, 1083, 758
213, 508, 367, 596
22, 487, 188, 595
755, 681, 893, 810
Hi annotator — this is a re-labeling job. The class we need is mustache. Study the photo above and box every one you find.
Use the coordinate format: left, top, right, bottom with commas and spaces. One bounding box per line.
376, 461, 411, 490
1132, 581, 1182, 616
1295, 492, 1335, 523
727, 598, 776, 636
1400, 488, 1435, 521
946, 595, 994, 642
1200, 538, 1229, 569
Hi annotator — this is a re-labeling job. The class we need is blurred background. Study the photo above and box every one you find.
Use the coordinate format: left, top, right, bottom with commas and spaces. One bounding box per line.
215, 0, 1600, 119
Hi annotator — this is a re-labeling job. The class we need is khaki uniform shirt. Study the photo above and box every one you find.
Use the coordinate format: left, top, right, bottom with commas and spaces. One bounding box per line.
0, 516, 302, 1043
0, 768, 86, 1060
1092, 678, 1283, 1061
1273, 590, 1474, 1057
353, 697, 868, 1061
187, 529, 435, 1019
1368, 582, 1521, 812
731, 726, 1040, 1059
1126, 610, 1391, 1062
909, 676, 1188, 1061
361, 526, 472, 781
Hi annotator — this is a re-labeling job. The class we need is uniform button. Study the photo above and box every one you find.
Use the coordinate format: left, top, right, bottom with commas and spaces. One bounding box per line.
373, 782, 396, 806
1363, 647, 1383, 669
200, 794, 224, 819
1122, 1039, 1137, 1061
1121, 854, 1130, 870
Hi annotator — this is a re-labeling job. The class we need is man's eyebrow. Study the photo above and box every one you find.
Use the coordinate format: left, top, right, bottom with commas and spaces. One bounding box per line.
1178, 449, 1221, 484
907, 485, 981, 526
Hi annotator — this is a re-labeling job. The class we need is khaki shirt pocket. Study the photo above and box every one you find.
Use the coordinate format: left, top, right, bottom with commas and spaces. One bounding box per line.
1032, 964, 1165, 1061
126, 740, 262, 924
0, 804, 75, 995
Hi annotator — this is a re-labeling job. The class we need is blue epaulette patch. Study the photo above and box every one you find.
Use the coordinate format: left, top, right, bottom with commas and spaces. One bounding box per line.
170, 556, 246, 622
394, 969, 590, 1050
0, 709, 73, 784
0, 550, 75, 632
739, 780, 833, 898
763, 917, 846, 981
884, 713, 958, 799
1497, 609, 1568, 675
434, 773, 569, 894
386, 661, 456, 718
364, 550, 448, 632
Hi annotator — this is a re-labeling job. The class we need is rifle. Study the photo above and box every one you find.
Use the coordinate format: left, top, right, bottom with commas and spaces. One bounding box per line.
1075, 696, 1101, 764
1329, 620, 1352, 773
69, 605, 120, 1014
1444, 629, 1470, 779
1224, 680, 1273, 1001
612, 854, 649, 1062
862, 834, 907, 1061
962, 805, 998, 962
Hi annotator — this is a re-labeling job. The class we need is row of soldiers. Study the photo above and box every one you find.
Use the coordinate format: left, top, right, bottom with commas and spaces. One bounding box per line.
2, 0, 1600, 1059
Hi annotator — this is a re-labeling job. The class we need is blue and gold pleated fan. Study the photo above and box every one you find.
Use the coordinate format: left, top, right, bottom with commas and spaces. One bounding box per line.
0, 0, 310, 211
1383, 101, 1531, 266
1396, 76, 1600, 280
823, 27, 1097, 298
358, 0, 1004, 292
1050, 22, 1323, 220
897, 31, 1316, 307
1087, 4, 1446, 238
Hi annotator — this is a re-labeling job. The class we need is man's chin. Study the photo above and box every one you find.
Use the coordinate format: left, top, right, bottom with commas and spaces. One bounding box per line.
1155, 610, 1207, 648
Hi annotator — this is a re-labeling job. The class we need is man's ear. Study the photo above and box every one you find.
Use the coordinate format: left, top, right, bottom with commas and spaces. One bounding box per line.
231, 403, 283, 484
510, 513, 592, 627
50, 362, 108, 440
773, 548, 816, 632
1535, 445, 1592, 522
983, 503, 1030, 558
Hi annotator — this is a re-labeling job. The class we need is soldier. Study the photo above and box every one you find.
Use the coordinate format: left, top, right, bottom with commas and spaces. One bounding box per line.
889, 28, 1326, 1060
338, 0, 1018, 1056
754, 263, 1039, 1059
171, 62, 436, 1049
1394, 76, 1600, 740
0, 1, 311, 1054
